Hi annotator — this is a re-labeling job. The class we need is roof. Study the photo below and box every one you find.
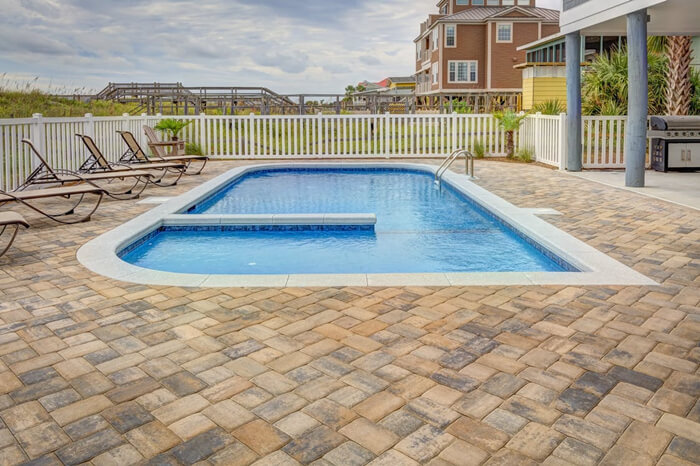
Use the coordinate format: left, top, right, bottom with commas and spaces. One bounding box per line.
442, 6, 560, 23
387, 77, 416, 84
517, 32, 567, 51
416, 6, 560, 41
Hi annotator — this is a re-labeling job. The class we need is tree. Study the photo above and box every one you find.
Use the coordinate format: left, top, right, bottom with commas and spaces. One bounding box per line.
493, 110, 528, 158
344, 85, 356, 103
665, 36, 694, 115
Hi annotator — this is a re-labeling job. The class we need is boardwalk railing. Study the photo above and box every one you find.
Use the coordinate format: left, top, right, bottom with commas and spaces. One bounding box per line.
0, 112, 649, 191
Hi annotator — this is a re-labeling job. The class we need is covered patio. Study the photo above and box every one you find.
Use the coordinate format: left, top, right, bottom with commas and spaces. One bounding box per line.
563, 0, 700, 186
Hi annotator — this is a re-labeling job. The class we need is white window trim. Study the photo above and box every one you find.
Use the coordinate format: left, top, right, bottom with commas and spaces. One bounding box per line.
432, 62, 439, 85
445, 24, 456, 48
496, 22, 513, 44
447, 60, 478, 84
432, 28, 439, 51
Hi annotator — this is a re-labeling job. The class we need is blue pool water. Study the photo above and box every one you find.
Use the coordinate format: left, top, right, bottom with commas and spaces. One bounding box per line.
121, 168, 573, 275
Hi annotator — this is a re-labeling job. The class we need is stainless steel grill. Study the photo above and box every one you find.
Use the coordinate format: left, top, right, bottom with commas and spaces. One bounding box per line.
649, 116, 700, 172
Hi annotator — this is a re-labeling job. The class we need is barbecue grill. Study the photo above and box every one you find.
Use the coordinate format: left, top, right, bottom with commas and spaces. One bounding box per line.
648, 116, 700, 172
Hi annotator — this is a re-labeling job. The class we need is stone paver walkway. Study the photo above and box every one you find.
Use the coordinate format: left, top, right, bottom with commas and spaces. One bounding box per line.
0, 160, 698, 466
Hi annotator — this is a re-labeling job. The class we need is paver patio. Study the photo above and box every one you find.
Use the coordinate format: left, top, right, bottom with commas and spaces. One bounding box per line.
0, 159, 698, 466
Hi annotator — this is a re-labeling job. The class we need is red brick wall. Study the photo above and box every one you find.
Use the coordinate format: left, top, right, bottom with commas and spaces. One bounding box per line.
490, 22, 540, 89
441, 24, 487, 90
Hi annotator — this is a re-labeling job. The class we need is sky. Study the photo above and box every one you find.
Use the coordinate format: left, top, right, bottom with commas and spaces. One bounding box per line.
0, 0, 563, 95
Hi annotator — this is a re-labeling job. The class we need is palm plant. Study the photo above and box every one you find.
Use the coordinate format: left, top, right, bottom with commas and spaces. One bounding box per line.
493, 110, 528, 158
581, 46, 668, 116
532, 99, 565, 115
154, 118, 192, 141
664, 36, 693, 115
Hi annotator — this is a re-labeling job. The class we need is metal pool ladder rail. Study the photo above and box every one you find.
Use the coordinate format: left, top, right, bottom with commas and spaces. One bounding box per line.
435, 149, 476, 185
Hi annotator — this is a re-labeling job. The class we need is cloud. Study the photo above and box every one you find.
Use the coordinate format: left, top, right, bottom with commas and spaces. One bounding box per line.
0, 0, 558, 94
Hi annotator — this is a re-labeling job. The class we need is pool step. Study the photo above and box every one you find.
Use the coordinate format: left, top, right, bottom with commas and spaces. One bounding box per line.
161, 213, 377, 226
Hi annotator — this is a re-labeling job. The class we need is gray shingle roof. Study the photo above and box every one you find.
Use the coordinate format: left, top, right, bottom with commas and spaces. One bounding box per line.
442, 6, 560, 23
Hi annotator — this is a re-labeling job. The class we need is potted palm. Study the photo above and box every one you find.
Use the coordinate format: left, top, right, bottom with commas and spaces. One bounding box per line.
154, 118, 192, 141
493, 110, 528, 159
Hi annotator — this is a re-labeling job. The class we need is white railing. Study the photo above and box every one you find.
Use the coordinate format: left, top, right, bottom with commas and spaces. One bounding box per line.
0, 112, 650, 192
0, 112, 512, 191
519, 113, 567, 170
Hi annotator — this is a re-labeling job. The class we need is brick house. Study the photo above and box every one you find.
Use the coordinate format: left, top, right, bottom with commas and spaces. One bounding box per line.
414, 0, 560, 111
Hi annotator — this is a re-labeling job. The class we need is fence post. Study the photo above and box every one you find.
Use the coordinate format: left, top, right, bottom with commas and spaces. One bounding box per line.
82, 113, 95, 139
317, 112, 323, 156
31, 113, 45, 171
384, 112, 390, 156
558, 113, 567, 170
199, 113, 207, 155
140, 113, 148, 144
533, 112, 542, 162
451, 111, 458, 153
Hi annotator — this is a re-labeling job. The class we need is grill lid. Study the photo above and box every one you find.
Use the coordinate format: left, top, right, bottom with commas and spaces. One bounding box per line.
650, 116, 700, 131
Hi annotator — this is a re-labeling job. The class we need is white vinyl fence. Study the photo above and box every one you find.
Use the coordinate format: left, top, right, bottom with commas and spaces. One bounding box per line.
0, 112, 649, 191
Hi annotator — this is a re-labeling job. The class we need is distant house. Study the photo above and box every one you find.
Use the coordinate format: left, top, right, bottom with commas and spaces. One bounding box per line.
351, 77, 416, 112
414, 0, 560, 111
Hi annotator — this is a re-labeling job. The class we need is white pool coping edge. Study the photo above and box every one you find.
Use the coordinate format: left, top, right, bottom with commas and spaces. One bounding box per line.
77, 162, 657, 288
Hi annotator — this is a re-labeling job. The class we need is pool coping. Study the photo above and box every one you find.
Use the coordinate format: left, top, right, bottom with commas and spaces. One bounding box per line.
77, 162, 657, 288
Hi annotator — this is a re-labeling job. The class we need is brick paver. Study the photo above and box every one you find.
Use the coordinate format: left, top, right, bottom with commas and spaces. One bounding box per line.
0, 159, 698, 465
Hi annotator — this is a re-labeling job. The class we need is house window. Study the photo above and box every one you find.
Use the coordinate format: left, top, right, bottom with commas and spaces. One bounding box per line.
456, 0, 470, 4
432, 28, 439, 50
445, 26, 456, 47
502, 0, 515, 4
517, 0, 531, 4
440, 4, 448, 14
448, 61, 478, 83
432, 62, 439, 84
487, 0, 499, 5
416, 43, 421, 61
497, 23, 512, 43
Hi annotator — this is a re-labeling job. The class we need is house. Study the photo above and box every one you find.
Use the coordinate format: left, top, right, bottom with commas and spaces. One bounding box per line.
414, 0, 560, 112
351, 77, 416, 112
517, 33, 626, 110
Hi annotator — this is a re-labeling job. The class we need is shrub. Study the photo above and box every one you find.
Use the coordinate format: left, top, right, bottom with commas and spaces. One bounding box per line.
452, 101, 473, 114
473, 141, 486, 159
185, 142, 205, 156
582, 46, 668, 115
517, 146, 534, 163
532, 99, 565, 115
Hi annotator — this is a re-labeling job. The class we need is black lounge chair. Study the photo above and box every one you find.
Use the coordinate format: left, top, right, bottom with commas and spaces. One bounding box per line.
20, 139, 154, 200
76, 134, 186, 187
0, 184, 104, 224
120, 128, 208, 175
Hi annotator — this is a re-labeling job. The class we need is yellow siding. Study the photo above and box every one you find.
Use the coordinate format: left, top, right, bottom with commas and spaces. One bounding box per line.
522, 77, 567, 111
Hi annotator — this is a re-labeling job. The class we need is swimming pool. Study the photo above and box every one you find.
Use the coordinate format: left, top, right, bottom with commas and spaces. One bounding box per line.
119, 168, 572, 275
77, 162, 656, 287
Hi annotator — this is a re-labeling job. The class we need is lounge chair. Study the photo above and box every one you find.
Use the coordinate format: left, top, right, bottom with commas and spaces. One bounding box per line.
0, 184, 104, 224
0, 212, 29, 257
121, 128, 208, 175
20, 139, 154, 200
76, 134, 186, 187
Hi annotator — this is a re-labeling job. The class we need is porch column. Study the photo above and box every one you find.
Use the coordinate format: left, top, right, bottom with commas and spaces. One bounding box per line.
625, 9, 648, 187
566, 33, 582, 171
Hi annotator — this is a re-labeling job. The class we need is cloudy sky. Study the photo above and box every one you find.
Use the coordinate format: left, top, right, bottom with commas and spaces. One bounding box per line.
0, 0, 562, 95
